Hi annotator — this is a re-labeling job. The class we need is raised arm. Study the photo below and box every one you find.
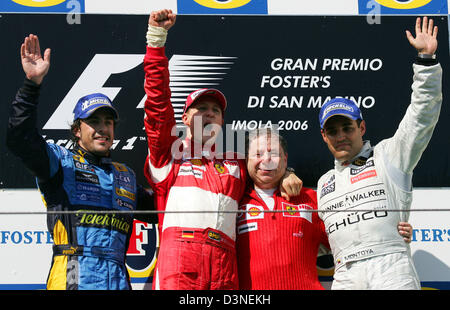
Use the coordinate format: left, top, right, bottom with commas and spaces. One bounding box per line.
383, 17, 442, 182
143, 10, 179, 184
6, 34, 55, 182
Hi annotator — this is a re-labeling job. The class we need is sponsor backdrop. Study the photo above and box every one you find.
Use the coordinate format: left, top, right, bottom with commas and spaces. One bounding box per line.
1, 0, 449, 14
0, 1, 449, 291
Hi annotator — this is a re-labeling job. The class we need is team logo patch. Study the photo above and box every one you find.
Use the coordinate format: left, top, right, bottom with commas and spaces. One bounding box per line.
282, 202, 312, 223
214, 162, 226, 174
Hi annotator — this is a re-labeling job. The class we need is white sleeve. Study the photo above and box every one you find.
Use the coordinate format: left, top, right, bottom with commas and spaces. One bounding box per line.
146, 25, 168, 47
383, 63, 442, 176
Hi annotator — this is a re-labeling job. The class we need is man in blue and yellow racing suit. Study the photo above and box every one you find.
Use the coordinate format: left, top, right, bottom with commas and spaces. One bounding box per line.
6, 34, 155, 290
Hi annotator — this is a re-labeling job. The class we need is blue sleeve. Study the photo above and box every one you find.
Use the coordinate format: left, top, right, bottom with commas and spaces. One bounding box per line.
45, 144, 64, 179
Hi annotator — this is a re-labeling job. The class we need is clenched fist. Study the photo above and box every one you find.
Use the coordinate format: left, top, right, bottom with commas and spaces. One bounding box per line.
149, 9, 176, 30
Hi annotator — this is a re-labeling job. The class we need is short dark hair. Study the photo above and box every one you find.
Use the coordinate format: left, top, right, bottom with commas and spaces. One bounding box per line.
245, 128, 288, 157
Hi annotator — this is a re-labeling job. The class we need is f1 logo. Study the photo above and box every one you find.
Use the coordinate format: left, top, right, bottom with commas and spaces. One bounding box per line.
43, 53, 235, 130
43, 54, 143, 130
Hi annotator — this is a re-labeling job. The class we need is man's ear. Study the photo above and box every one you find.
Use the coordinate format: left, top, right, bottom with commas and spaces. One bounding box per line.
74, 124, 81, 139
181, 113, 189, 126
359, 120, 366, 137
321, 129, 328, 143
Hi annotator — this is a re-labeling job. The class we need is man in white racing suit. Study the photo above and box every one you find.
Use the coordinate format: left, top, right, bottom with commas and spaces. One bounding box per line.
317, 17, 442, 289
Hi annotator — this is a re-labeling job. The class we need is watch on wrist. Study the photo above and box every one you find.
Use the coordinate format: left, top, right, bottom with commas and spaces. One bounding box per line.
418, 53, 436, 59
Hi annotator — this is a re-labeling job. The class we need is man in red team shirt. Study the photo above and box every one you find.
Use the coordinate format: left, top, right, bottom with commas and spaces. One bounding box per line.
237, 129, 413, 290
237, 129, 329, 290
144, 9, 301, 290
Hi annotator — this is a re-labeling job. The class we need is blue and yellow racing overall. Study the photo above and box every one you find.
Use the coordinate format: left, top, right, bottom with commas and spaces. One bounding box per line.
6, 79, 155, 290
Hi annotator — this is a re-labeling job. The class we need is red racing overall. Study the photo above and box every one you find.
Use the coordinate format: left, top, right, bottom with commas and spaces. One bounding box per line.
143, 46, 247, 289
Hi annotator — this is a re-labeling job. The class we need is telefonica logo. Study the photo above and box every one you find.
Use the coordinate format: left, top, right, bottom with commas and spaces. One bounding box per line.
194, 0, 252, 9
374, 0, 432, 9
12, 0, 66, 7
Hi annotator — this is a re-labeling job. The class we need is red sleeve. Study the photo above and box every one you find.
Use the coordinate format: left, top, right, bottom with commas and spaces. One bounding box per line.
143, 46, 178, 169
304, 188, 330, 249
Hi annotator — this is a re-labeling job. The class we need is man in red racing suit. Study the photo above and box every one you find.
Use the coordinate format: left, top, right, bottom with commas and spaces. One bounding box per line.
143, 9, 246, 290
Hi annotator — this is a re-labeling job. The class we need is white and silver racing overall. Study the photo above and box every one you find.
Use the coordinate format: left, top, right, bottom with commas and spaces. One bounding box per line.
317, 63, 442, 289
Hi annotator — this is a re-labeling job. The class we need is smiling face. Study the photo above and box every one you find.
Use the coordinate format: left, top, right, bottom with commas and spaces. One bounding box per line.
74, 108, 115, 156
321, 115, 366, 163
182, 96, 224, 145
247, 133, 287, 190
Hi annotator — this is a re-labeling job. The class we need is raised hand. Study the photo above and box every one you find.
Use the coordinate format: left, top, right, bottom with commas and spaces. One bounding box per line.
406, 17, 438, 55
20, 34, 51, 85
148, 9, 176, 30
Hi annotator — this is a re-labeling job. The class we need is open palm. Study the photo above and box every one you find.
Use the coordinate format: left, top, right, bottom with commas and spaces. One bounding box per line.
21, 34, 51, 85
406, 17, 438, 55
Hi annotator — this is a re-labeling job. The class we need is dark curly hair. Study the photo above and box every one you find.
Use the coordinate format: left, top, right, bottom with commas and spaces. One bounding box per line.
70, 119, 82, 143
